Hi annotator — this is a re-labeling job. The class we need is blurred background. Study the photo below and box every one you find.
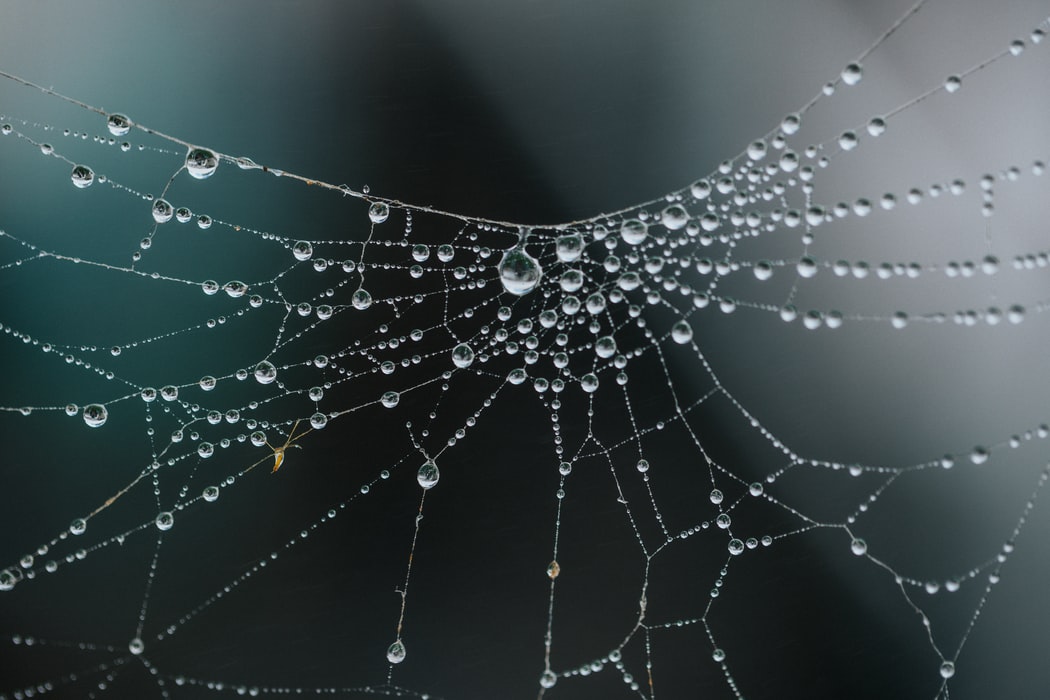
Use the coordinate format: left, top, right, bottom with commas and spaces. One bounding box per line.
1, 1, 1050, 698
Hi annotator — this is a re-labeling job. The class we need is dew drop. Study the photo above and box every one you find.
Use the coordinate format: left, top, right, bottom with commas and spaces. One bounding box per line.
310, 412, 328, 430
940, 661, 955, 679
254, 361, 278, 385
69, 518, 87, 535
368, 201, 390, 224
185, 147, 219, 179
381, 391, 400, 408
82, 404, 108, 428
152, 199, 173, 223
417, 460, 440, 489
292, 240, 313, 261
129, 637, 144, 655
841, 62, 863, 86
155, 511, 174, 531
555, 234, 584, 262
352, 288, 373, 310
451, 343, 475, 369
851, 538, 868, 556
107, 113, 132, 136
620, 219, 648, 245
70, 165, 95, 189
386, 640, 406, 664
202, 486, 219, 503
499, 246, 543, 296
671, 320, 693, 344
547, 560, 560, 580
540, 670, 557, 688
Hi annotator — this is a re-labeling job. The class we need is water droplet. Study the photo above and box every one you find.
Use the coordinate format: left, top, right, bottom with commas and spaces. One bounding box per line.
728, 539, 744, 555
712, 648, 726, 663
413, 459, 440, 490
152, 199, 173, 223
709, 489, 723, 504
69, 518, 87, 535
202, 486, 219, 502
155, 511, 174, 531
386, 640, 406, 664
636, 459, 649, 473
292, 240, 313, 261
841, 62, 863, 86
107, 113, 131, 136
82, 404, 108, 428
556, 234, 584, 262
595, 336, 617, 359
781, 113, 801, 135
160, 385, 179, 401
352, 288, 373, 310
540, 670, 557, 689
70, 165, 95, 189
185, 147, 219, 179
381, 391, 400, 408
368, 201, 390, 223
661, 205, 689, 231
671, 320, 693, 344
970, 446, 989, 464
547, 560, 560, 580
580, 373, 599, 393
499, 246, 542, 296
851, 538, 868, 556
944, 75, 962, 93
940, 661, 955, 679
451, 343, 474, 369
620, 219, 648, 245
254, 361, 277, 385
129, 637, 144, 655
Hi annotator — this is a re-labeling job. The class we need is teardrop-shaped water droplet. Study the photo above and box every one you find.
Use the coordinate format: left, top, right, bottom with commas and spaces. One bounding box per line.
386, 640, 406, 664
671, 320, 693, 344
417, 460, 440, 489
499, 246, 542, 296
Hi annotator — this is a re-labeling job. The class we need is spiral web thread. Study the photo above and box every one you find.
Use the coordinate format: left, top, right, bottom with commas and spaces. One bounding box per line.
1, 2, 1050, 698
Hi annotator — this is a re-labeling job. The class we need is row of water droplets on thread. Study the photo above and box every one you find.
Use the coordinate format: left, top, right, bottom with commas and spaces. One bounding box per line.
1, 5, 1050, 699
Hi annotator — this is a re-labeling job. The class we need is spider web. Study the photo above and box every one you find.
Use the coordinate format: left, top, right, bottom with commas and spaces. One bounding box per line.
2, 1, 1050, 698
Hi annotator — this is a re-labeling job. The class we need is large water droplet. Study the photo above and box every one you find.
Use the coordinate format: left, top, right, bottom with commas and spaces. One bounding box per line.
352, 288, 372, 310
368, 201, 389, 223
540, 670, 557, 689
106, 113, 131, 136
386, 640, 406, 664
82, 404, 108, 428
671, 320, 693, 344
185, 147, 219, 179
152, 199, 173, 223
620, 219, 648, 245
70, 165, 94, 189
451, 343, 474, 369
499, 246, 542, 296
155, 511, 174, 531
254, 361, 278, 385
417, 460, 440, 489
556, 234, 584, 262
